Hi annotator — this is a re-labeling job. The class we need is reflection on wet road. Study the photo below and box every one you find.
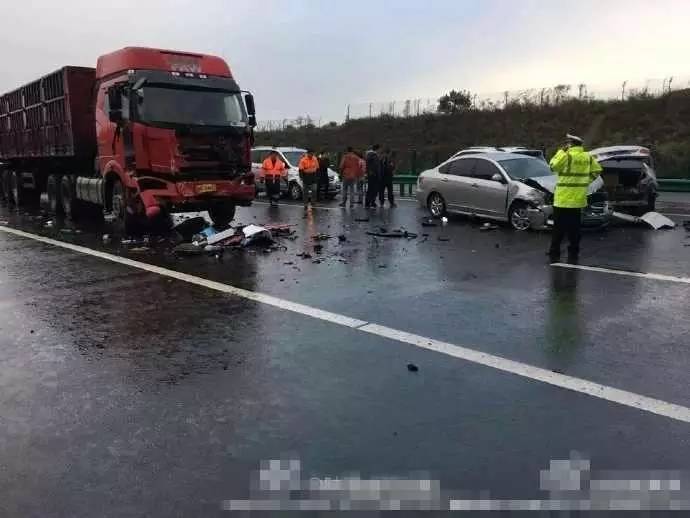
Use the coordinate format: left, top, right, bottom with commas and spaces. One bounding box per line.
1, 199, 690, 516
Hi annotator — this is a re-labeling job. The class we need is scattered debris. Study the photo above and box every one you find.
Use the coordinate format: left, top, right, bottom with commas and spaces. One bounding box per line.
639, 212, 676, 230
283, 261, 294, 266
313, 244, 324, 253
552, 368, 565, 374
312, 259, 322, 264
441, 217, 449, 226
421, 218, 438, 227
312, 233, 331, 241
366, 229, 418, 239
172, 216, 208, 241
204, 244, 223, 253
297, 252, 313, 259
683, 220, 690, 231
495, 243, 500, 248
354, 217, 370, 222
378, 264, 387, 268
173, 243, 207, 255
240, 225, 273, 247
438, 236, 450, 242
338, 234, 347, 242
407, 363, 419, 372
480, 222, 499, 231
611, 211, 676, 230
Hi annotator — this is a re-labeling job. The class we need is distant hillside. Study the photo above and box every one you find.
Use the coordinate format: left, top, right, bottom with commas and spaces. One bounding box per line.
256, 90, 690, 177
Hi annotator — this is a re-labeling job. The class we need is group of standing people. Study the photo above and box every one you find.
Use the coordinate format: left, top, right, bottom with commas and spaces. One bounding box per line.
338, 144, 396, 209
261, 145, 397, 210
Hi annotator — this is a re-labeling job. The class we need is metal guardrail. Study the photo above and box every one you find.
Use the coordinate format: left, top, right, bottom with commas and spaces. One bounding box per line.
658, 179, 690, 192
393, 175, 418, 197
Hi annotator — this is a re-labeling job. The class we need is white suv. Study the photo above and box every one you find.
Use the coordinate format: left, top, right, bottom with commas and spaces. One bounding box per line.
251, 146, 341, 200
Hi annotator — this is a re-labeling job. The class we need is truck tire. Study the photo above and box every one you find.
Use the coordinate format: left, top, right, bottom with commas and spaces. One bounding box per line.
60, 175, 82, 219
110, 179, 139, 235
0, 170, 7, 202
9, 171, 25, 207
47, 175, 63, 215
209, 203, 236, 229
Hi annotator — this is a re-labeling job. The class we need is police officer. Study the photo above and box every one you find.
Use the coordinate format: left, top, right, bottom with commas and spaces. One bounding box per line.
548, 134, 602, 262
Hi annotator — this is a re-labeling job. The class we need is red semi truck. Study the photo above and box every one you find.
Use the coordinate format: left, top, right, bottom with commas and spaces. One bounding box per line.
0, 47, 257, 230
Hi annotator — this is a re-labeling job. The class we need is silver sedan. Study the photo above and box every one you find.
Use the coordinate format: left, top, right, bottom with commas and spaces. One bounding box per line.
416, 152, 608, 231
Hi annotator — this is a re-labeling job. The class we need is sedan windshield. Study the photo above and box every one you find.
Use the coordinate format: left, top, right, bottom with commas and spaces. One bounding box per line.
137, 87, 247, 127
498, 157, 554, 179
282, 151, 306, 167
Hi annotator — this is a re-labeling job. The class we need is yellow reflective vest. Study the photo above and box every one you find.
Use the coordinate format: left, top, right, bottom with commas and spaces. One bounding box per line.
549, 146, 602, 208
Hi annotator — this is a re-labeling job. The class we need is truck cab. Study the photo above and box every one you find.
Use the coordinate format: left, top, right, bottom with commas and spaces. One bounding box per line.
96, 47, 257, 229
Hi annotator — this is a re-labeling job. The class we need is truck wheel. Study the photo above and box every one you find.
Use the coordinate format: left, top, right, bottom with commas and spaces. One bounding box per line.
60, 175, 82, 219
209, 203, 236, 229
0, 170, 7, 202
47, 175, 63, 215
110, 179, 139, 235
10, 171, 25, 207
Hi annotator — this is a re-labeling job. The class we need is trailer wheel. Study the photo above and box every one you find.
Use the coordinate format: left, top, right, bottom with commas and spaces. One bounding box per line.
208, 203, 236, 229
47, 175, 63, 215
60, 175, 82, 219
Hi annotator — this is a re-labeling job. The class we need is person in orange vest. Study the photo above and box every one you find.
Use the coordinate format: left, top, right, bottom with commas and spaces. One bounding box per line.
261, 151, 287, 207
298, 149, 320, 209
338, 146, 361, 208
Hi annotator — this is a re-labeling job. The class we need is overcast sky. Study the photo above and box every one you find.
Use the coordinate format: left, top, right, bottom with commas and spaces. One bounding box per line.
2, 0, 690, 122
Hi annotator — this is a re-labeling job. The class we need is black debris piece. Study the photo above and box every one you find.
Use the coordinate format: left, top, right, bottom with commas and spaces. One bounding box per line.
338, 234, 347, 242
297, 252, 313, 259
283, 261, 294, 265
173, 216, 208, 240
438, 236, 450, 242
312, 259, 322, 264
173, 243, 207, 255
312, 233, 331, 241
378, 264, 387, 268
366, 229, 418, 239
313, 244, 324, 253
407, 363, 419, 372
355, 217, 370, 222
421, 218, 438, 227
552, 368, 565, 374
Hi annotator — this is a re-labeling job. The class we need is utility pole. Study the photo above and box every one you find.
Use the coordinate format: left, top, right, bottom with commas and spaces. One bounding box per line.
621, 80, 627, 101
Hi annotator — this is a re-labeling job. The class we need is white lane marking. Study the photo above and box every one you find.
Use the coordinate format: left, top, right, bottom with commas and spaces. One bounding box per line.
360, 324, 690, 423
0, 226, 367, 329
2, 224, 690, 424
660, 212, 690, 217
552, 262, 690, 285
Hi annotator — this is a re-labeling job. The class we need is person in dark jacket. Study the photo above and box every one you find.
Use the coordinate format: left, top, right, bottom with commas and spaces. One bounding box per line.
316, 151, 331, 201
364, 144, 382, 208
378, 148, 397, 207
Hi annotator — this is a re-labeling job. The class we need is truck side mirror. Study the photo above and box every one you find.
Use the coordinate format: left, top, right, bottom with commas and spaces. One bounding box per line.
491, 173, 504, 183
244, 93, 256, 128
107, 87, 123, 124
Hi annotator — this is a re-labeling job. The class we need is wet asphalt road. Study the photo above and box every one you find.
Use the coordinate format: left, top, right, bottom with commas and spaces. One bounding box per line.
1, 196, 690, 517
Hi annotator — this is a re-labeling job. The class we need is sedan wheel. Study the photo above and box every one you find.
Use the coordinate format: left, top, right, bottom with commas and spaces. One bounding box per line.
509, 202, 531, 231
428, 192, 446, 217
289, 182, 302, 201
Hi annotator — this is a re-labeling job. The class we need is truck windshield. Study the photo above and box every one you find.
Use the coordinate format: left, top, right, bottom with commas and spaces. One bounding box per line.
137, 87, 248, 127
498, 157, 554, 179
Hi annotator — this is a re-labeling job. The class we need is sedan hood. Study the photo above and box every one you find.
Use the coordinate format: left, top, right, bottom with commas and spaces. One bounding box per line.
524, 175, 604, 195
